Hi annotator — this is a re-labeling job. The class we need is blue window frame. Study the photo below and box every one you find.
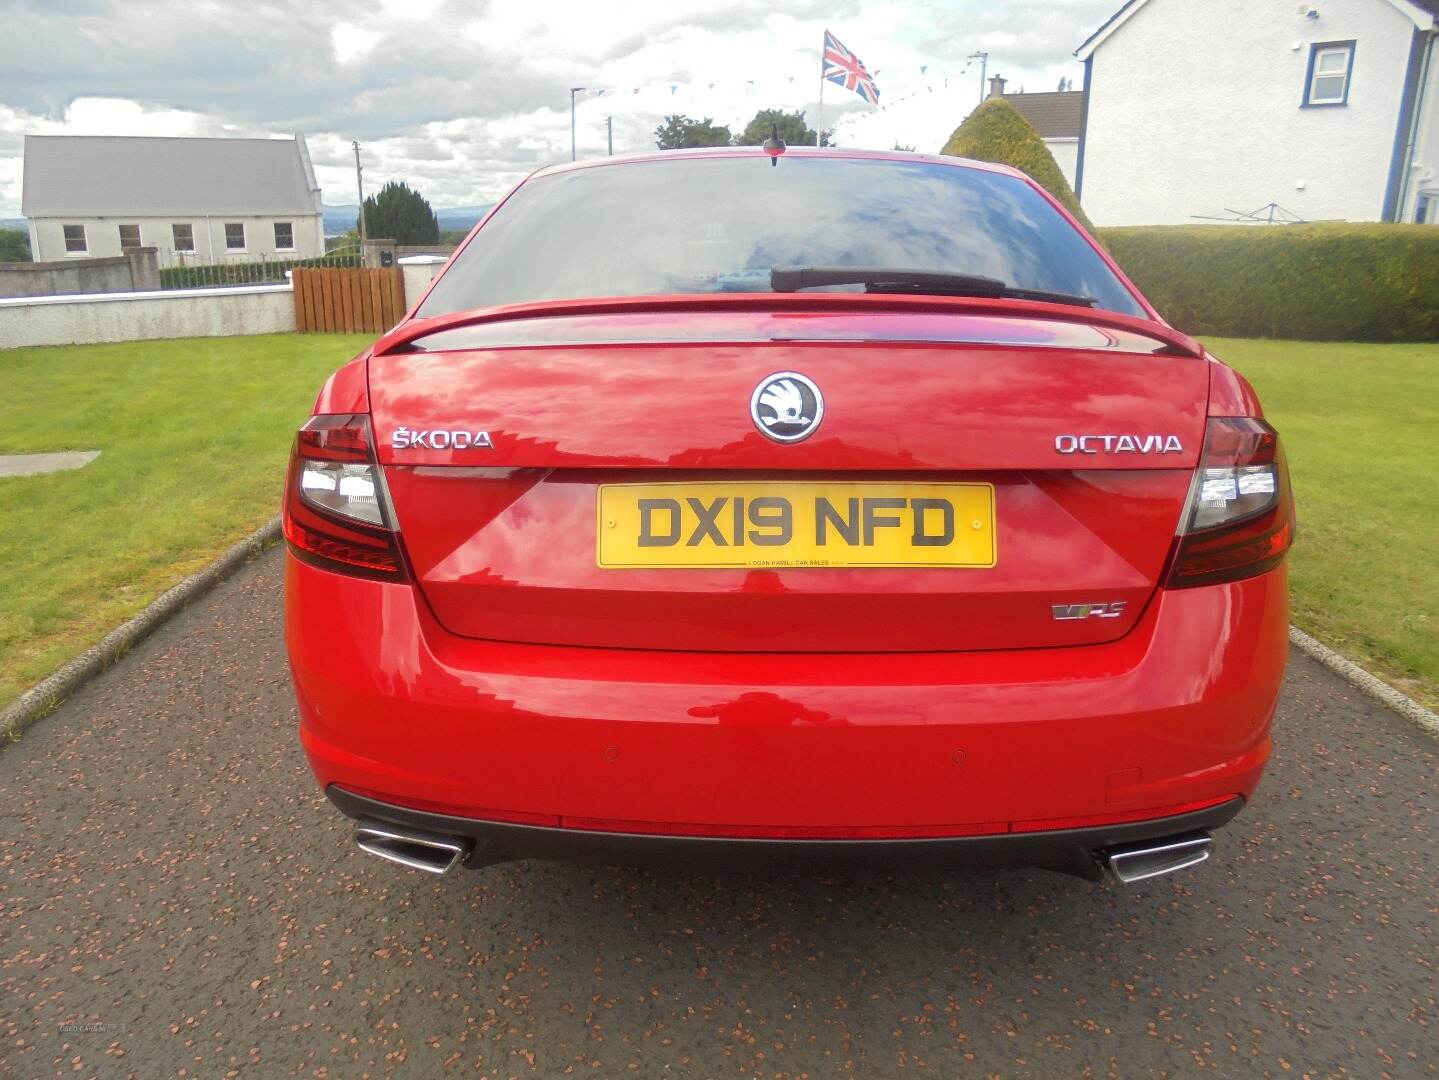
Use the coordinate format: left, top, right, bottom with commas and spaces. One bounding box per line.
1304, 41, 1355, 107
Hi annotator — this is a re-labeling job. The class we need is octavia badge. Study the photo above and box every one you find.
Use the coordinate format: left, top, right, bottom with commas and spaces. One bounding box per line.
751, 372, 824, 443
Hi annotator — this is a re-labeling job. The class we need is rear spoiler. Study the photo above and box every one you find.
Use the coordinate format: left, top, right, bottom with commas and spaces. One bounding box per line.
372, 293, 1204, 358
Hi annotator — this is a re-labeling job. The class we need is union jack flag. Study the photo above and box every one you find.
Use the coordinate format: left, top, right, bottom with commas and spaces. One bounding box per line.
823, 30, 880, 104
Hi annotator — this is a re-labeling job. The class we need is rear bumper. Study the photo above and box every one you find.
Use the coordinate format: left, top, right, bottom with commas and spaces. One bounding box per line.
287, 553, 1286, 847
328, 785, 1246, 880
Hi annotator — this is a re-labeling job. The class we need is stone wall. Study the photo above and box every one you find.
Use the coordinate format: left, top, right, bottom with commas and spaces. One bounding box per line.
0, 248, 161, 299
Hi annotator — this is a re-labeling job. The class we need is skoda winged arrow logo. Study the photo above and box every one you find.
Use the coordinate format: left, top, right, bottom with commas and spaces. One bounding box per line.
751, 372, 824, 443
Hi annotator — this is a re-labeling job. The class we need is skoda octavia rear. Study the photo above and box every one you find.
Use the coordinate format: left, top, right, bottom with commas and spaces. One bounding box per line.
284, 148, 1292, 883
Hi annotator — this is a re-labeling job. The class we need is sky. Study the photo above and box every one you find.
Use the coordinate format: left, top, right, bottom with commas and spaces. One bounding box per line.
0, 0, 1121, 216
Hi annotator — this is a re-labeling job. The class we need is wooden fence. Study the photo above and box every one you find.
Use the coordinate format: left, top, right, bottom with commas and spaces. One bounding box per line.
293, 267, 406, 333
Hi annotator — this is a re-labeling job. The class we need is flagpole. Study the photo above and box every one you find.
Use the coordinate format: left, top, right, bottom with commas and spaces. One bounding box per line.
817, 45, 825, 147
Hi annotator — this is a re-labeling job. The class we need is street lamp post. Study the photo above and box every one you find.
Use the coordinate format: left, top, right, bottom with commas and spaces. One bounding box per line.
570, 86, 586, 161
968, 51, 990, 107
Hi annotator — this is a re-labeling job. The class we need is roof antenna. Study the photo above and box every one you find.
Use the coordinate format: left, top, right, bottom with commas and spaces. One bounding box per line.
763, 123, 786, 166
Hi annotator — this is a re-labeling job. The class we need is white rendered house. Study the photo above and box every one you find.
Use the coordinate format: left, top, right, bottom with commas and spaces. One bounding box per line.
1075, 0, 1439, 225
22, 134, 325, 264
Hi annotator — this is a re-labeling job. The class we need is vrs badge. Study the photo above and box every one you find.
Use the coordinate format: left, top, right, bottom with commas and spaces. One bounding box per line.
1051, 601, 1128, 621
751, 372, 824, 443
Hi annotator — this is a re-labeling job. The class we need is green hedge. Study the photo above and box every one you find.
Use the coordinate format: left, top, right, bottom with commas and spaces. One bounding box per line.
1094, 223, 1439, 342
941, 98, 1090, 228
159, 252, 358, 290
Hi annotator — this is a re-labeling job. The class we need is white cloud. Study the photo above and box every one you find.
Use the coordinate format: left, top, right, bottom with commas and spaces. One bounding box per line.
378, 0, 444, 16
0, 0, 1121, 215
2, 97, 214, 139
330, 23, 382, 65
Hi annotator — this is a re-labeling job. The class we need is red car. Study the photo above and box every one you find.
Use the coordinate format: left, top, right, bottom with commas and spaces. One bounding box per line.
284, 147, 1292, 885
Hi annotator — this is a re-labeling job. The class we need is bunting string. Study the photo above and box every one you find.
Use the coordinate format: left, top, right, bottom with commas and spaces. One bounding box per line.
572, 59, 985, 110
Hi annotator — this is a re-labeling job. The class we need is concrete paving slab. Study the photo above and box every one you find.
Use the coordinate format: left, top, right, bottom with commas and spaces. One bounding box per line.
0, 450, 100, 477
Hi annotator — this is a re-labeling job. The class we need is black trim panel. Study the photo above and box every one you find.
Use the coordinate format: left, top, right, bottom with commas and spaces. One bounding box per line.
326, 787, 1246, 881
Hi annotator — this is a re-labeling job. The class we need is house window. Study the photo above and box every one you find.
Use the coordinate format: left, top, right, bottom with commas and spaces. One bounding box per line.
273, 221, 295, 250
172, 223, 195, 252
118, 224, 141, 250
1418, 193, 1436, 224
1304, 41, 1355, 106
63, 224, 87, 253
225, 222, 246, 250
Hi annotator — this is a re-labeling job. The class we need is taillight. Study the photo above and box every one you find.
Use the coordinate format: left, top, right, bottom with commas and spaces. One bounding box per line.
283, 414, 407, 580
1166, 417, 1295, 589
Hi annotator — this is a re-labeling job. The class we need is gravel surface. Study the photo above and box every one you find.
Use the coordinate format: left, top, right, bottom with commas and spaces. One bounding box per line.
2, 550, 1435, 1079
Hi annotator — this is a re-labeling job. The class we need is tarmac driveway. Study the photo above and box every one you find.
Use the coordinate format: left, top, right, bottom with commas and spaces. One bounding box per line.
2, 550, 1435, 1078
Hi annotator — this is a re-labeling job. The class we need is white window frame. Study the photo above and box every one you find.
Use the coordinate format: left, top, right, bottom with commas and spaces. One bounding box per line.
224, 222, 247, 253
172, 223, 196, 253
273, 221, 296, 252
1304, 41, 1355, 107
62, 223, 87, 256
118, 223, 142, 251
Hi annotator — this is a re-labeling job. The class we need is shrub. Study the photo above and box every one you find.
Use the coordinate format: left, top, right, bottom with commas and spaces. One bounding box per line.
361, 181, 440, 246
737, 109, 817, 147
1097, 223, 1439, 342
0, 227, 30, 262
655, 114, 734, 149
940, 98, 1090, 228
158, 252, 359, 290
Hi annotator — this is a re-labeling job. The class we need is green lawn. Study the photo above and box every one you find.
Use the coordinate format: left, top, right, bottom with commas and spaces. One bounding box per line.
1208, 338, 1438, 708
1, 333, 1434, 718
0, 334, 371, 713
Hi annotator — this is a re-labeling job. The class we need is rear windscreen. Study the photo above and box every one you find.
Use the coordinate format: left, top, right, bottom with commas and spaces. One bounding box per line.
418, 156, 1146, 318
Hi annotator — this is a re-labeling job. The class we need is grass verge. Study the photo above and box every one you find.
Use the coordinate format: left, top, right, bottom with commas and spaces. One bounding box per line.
2, 333, 1434, 716
0, 333, 371, 710
1209, 337, 1437, 708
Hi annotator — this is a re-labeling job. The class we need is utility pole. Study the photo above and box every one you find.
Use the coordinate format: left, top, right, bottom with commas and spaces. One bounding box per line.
968, 51, 990, 106
352, 140, 366, 249
606, 115, 613, 156
570, 86, 586, 161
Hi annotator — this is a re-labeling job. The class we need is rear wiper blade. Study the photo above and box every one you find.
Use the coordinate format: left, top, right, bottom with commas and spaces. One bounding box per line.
770, 266, 1097, 308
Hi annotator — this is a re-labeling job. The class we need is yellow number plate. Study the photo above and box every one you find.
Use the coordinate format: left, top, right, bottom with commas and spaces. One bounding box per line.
597, 482, 996, 569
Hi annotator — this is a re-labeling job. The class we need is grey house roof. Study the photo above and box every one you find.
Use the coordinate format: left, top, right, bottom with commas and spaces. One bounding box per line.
21, 134, 322, 218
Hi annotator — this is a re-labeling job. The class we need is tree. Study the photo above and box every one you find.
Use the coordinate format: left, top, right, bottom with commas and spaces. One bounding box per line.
940, 98, 1091, 228
0, 228, 30, 262
360, 181, 440, 245
736, 109, 818, 147
654, 114, 733, 150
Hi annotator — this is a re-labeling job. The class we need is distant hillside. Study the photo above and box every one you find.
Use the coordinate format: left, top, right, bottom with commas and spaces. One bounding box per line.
323, 203, 492, 237
322, 204, 358, 235
436, 205, 492, 231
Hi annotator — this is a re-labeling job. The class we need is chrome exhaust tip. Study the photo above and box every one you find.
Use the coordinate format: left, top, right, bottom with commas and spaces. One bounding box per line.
1102, 832, 1212, 885
354, 819, 471, 875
